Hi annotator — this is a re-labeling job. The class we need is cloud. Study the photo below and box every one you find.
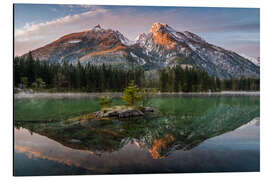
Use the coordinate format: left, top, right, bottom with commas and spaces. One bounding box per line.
14, 6, 260, 58
14, 6, 173, 56
15, 7, 108, 56
15, 8, 107, 39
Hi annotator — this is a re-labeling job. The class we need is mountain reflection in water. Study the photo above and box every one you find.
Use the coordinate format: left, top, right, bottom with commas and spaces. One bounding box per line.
14, 96, 260, 175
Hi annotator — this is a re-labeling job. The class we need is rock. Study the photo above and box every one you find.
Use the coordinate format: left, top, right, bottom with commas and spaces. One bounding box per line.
142, 107, 155, 113
137, 110, 144, 116
119, 110, 130, 118
95, 110, 120, 118
72, 105, 156, 122
119, 109, 144, 118
103, 111, 118, 117
93, 106, 155, 119
94, 111, 104, 118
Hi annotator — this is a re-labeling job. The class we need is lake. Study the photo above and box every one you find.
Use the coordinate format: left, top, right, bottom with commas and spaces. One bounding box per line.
14, 94, 260, 176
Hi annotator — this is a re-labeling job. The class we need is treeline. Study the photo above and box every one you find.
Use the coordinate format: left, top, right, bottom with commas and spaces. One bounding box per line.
14, 52, 260, 92
221, 78, 260, 91
159, 66, 220, 92
14, 52, 144, 92
158, 66, 260, 92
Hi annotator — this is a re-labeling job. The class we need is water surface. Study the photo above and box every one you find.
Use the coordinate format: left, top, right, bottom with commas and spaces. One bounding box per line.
14, 95, 260, 175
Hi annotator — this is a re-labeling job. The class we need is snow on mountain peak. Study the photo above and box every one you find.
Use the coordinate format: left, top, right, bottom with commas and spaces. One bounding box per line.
134, 23, 259, 79
135, 35, 141, 41
92, 24, 102, 32
183, 31, 206, 43
90, 25, 133, 46
118, 33, 134, 46
27, 22, 260, 79
240, 54, 260, 66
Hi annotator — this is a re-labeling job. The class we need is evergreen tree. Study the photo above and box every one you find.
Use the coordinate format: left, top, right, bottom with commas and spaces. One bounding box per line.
122, 80, 142, 106
13, 54, 260, 92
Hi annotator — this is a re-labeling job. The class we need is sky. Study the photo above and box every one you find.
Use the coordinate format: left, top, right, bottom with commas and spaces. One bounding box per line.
14, 4, 260, 58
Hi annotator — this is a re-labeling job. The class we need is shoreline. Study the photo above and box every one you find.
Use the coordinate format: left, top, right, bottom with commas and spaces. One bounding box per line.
14, 91, 260, 99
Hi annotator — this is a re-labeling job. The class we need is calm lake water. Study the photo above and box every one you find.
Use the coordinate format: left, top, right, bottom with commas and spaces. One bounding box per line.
14, 95, 260, 176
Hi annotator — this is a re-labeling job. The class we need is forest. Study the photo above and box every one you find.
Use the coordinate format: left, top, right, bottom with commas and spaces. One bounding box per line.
13, 52, 260, 92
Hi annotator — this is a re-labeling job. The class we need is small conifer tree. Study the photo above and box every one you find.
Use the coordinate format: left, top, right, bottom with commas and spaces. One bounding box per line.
122, 80, 142, 106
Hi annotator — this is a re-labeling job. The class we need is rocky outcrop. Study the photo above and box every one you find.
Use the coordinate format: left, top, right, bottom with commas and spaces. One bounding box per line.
69, 106, 157, 121
118, 109, 144, 118
142, 106, 155, 113
94, 106, 148, 119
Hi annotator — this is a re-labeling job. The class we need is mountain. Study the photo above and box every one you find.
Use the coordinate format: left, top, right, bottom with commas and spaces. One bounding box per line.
133, 23, 260, 79
25, 23, 260, 79
28, 24, 136, 68
240, 54, 260, 67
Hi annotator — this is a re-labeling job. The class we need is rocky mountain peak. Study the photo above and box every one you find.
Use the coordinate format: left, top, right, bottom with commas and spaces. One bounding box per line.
148, 22, 179, 50
134, 23, 259, 79
150, 22, 168, 33
95, 24, 101, 28
91, 24, 102, 32
25, 23, 260, 79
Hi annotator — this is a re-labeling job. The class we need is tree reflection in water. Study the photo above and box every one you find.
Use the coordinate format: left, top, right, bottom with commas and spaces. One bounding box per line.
15, 96, 259, 159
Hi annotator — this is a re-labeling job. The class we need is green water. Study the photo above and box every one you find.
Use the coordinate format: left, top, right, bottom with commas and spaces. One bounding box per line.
14, 96, 259, 122
14, 95, 260, 175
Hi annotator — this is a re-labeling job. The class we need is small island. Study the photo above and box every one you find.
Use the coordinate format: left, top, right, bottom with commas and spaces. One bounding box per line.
70, 81, 158, 121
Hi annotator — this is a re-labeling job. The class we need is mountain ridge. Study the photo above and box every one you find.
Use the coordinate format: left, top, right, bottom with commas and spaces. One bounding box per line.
134, 23, 259, 79
22, 23, 260, 79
